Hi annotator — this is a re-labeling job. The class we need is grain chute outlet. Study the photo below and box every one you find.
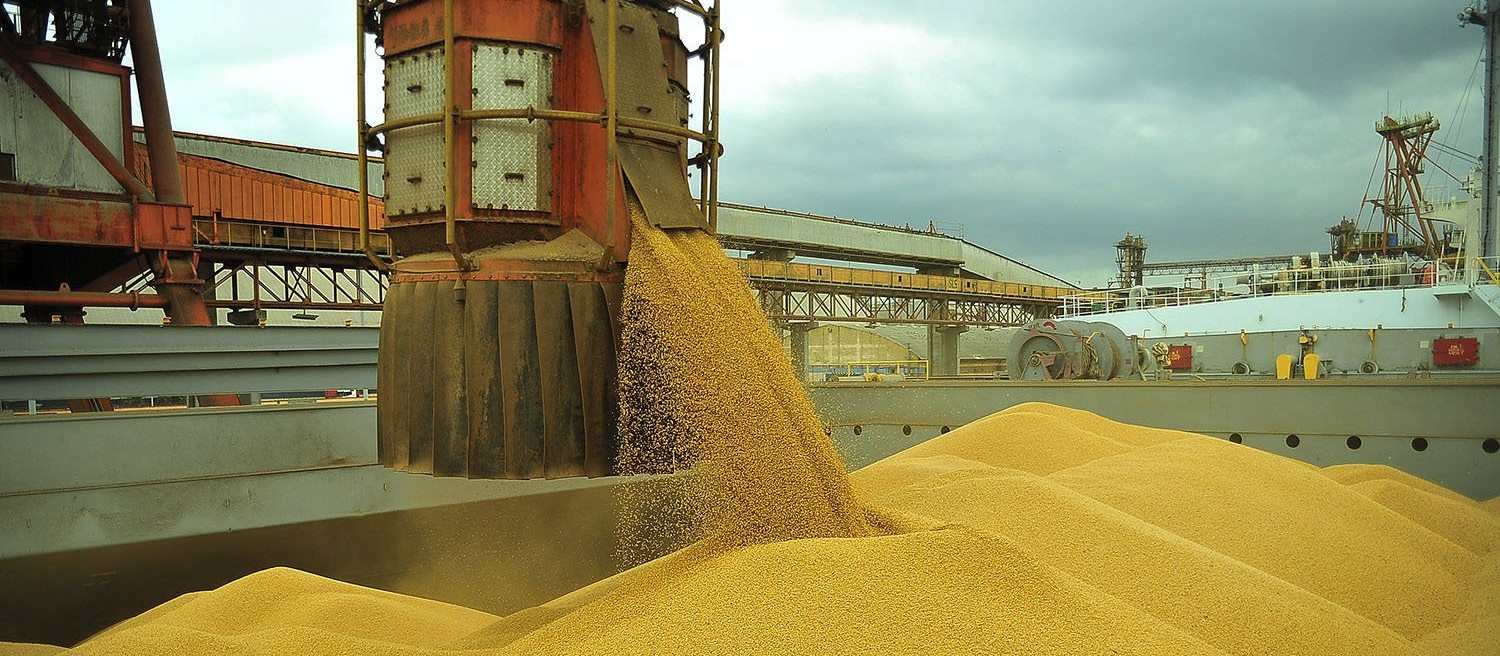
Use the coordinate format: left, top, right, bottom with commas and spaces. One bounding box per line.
358, 0, 723, 479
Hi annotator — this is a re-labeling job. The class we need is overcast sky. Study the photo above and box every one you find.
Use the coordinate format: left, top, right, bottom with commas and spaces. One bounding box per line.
143, 1, 1487, 286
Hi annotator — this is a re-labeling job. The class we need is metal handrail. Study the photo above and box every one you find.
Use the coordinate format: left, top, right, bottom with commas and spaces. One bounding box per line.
365, 110, 717, 149
441, 0, 465, 270
603, 0, 619, 268
355, 0, 724, 271
833, 359, 930, 381
354, 0, 387, 273
1059, 259, 1477, 317
1476, 256, 1500, 287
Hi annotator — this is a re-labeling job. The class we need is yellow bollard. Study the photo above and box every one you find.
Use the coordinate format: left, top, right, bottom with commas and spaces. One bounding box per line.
1276, 354, 1294, 380
1303, 353, 1320, 380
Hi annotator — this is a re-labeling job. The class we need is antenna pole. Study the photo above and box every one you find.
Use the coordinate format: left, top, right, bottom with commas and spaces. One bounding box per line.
1464, 1, 1500, 259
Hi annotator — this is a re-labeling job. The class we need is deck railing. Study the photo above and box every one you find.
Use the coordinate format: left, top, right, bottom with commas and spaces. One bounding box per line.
1061, 258, 1479, 317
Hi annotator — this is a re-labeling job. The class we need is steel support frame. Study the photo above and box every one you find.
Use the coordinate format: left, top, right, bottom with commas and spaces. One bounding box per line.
0, 34, 151, 199
752, 280, 1056, 327
117, 256, 389, 313
1139, 255, 1300, 278
0, 8, 206, 326
98, 255, 1059, 324
206, 259, 386, 312
99, 248, 1059, 325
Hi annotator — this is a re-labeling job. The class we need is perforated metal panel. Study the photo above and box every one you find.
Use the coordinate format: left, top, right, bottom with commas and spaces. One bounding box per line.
383, 46, 446, 217
471, 44, 553, 212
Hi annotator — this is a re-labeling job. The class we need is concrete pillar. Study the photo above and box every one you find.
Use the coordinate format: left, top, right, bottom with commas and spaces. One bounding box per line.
787, 321, 816, 382
927, 324, 967, 377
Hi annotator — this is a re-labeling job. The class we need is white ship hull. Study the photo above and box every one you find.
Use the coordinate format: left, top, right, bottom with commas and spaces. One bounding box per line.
1071, 283, 1500, 337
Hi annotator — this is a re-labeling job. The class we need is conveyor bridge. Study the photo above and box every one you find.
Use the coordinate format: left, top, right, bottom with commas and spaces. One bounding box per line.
163, 216, 1071, 325
101, 131, 1073, 327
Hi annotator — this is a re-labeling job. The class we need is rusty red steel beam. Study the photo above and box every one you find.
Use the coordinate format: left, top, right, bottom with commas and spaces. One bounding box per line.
125, 0, 228, 352
0, 289, 171, 310
0, 35, 154, 201
0, 190, 137, 246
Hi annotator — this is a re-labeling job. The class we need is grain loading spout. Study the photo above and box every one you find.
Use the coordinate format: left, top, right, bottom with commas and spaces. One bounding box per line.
359, 0, 722, 478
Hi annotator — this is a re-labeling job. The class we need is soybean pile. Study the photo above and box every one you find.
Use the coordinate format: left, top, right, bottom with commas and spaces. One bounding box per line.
6, 217, 1497, 655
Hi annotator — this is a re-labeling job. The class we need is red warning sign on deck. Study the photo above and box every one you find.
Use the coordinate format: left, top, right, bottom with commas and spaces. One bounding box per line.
1166, 344, 1194, 370
1432, 337, 1479, 367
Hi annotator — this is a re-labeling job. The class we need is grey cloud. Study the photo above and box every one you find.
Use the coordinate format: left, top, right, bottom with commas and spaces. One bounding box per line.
143, 1, 1488, 286
718, 2, 1486, 285
805, 1, 1476, 102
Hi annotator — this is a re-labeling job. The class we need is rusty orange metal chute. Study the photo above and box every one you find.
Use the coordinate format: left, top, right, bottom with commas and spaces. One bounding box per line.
359, 0, 722, 478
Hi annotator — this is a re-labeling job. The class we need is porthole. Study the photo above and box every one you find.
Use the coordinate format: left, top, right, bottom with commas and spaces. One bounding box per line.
1286, 434, 1300, 448
1228, 433, 1243, 444
940, 426, 951, 434
1346, 435, 1362, 450
853, 425, 863, 436
1411, 437, 1428, 452
1484, 438, 1499, 454
902, 425, 912, 436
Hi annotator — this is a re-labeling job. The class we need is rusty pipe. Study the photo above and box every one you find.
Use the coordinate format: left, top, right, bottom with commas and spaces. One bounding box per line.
372, 110, 712, 146
706, 3, 722, 232
441, 0, 468, 271
601, 0, 620, 265
462, 107, 604, 126
698, 12, 711, 220
128, 0, 222, 330
368, 112, 447, 135
0, 289, 170, 310
616, 115, 712, 145
370, 109, 585, 137
355, 2, 388, 273
128, 0, 184, 205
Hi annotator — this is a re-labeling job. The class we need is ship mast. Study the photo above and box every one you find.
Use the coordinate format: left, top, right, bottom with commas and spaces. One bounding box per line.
1463, 1, 1500, 260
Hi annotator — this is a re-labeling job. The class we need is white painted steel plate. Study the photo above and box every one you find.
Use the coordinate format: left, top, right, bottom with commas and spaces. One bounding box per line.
384, 47, 446, 216
471, 43, 553, 212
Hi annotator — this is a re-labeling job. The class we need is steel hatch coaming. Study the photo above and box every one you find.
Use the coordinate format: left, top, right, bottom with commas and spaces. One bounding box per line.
5, 380, 1495, 560
811, 378, 1500, 500
810, 378, 1500, 439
